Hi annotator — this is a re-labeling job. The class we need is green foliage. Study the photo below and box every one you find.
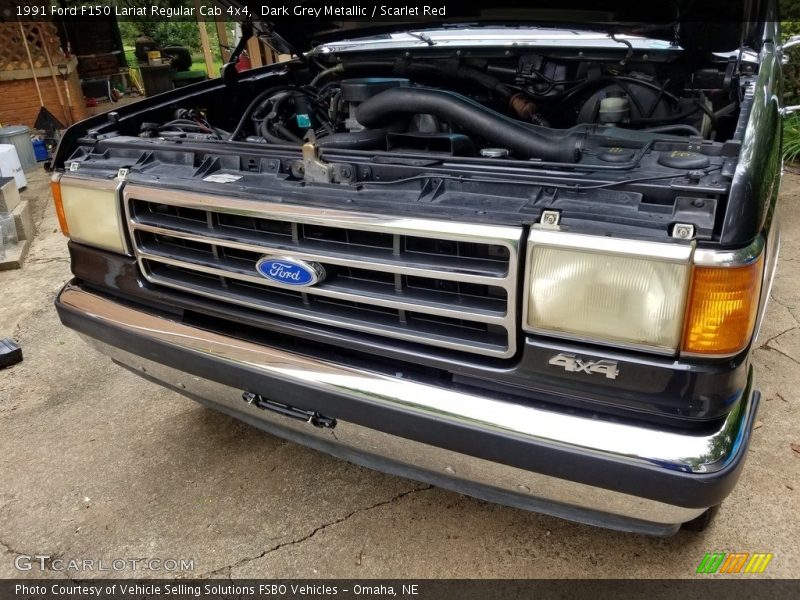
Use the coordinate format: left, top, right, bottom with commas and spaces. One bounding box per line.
118, 21, 201, 51
782, 45, 800, 106
783, 114, 800, 162
784, 2, 800, 105
784, 0, 800, 21
115, 0, 229, 58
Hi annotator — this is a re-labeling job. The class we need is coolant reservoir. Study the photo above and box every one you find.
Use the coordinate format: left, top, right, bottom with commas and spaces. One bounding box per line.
598, 94, 631, 124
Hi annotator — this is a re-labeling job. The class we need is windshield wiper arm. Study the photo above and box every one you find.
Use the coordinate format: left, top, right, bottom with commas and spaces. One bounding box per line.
406, 32, 435, 46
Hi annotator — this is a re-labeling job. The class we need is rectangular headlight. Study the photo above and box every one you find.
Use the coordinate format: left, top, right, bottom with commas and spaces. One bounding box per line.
524, 229, 693, 354
52, 174, 128, 254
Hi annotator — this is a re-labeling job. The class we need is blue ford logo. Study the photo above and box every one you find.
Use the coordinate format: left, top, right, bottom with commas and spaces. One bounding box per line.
255, 257, 325, 287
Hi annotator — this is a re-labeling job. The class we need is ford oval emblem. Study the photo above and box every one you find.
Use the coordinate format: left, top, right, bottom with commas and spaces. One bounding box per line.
255, 257, 326, 287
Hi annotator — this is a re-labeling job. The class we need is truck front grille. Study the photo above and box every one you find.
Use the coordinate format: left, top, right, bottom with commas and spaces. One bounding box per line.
124, 185, 522, 357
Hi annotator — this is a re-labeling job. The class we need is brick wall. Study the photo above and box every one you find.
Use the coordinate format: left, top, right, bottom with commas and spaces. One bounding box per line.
0, 71, 87, 129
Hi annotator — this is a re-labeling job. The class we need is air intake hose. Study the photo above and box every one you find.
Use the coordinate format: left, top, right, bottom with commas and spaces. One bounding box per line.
356, 87, 583, 162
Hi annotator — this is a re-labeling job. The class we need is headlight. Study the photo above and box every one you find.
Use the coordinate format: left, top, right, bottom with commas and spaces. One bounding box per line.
524, 228, 764, 357
51, 174, 128, 254
524, 229, 693, 354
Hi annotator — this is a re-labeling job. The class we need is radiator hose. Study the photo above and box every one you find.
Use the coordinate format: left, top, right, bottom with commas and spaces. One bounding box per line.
356, 87, 584, 162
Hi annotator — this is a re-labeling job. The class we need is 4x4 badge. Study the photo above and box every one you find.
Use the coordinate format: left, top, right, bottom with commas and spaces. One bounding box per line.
548, 353, 620, 380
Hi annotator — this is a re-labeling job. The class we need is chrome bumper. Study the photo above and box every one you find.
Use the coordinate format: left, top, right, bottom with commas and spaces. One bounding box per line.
57, 284, 760, 536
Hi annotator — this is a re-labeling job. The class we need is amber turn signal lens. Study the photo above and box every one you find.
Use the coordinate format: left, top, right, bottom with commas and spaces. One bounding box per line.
682, 256, 763, 355
50, 177, 69, 236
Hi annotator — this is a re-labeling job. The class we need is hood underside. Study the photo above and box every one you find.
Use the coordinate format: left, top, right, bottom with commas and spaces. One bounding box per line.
215, 0, 767, 54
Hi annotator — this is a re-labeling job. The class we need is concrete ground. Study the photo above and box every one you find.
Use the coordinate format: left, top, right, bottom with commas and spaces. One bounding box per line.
0, 168, 798, 580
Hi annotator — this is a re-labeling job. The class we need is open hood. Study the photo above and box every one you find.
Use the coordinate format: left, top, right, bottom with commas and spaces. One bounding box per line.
215, 0, 769, 54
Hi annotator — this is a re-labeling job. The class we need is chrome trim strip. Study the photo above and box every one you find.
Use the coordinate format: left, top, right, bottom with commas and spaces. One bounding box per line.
86, 337, 704, 533
141, 264, 510, 356
138, 251, 508, 323
58, 173, 119, 191
693, 235, 766, 267
754, 227, 781, 343
524, 327, 679, 356
527, 228, 695, 263
60, 285, 754, 475
123, 184, 523, 247
130, 221, 511, 285
122, 185, 522, 358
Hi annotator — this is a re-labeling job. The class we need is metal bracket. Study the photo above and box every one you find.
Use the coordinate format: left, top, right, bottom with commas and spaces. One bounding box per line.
539, 210, 561, 229
302, 142, 333, 184
672, 223, 695, 240
686, 136, 703, 152
242, 392, 336, 429
116, 168, 129, 180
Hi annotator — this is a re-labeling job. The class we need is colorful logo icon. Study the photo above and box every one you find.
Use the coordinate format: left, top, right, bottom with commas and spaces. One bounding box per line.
696, 552, 774, 574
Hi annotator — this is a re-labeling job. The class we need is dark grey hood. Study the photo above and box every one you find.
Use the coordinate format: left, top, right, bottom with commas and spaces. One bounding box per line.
215, 0, 770, 54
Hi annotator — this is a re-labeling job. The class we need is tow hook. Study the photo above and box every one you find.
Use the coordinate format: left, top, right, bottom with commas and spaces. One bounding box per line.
241, 392, 337, 429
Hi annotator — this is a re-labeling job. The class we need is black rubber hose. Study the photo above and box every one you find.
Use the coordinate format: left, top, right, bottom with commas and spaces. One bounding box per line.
456, 66, 513, 97
230, 84, 296, 141
275, 123, 303, 143
398, 62, 513, 97
259, 121, 288, 144
629, 103, 701, 127
356, 87, 583, 162
317, 129, 388, 150
642, 124, 703, 136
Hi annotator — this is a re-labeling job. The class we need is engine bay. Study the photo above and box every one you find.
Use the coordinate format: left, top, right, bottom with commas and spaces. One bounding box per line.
59, 42, 763, 243
138, 50, 746, 165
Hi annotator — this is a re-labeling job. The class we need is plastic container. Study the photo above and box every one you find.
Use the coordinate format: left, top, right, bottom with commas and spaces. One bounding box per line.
32, 139, 48, 161
0, 145, 27, 190
0, 126, 35, 170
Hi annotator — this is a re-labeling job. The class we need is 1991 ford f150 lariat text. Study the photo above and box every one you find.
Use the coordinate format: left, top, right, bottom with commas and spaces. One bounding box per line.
53, 1, 786, 535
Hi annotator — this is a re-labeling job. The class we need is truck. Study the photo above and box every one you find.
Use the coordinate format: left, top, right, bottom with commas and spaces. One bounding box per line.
53, 1, 784, 535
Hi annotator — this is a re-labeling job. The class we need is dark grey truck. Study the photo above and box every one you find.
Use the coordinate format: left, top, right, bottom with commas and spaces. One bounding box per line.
53, 1, 784, 535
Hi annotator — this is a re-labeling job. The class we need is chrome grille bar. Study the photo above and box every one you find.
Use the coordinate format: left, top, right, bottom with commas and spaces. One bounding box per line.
131, 221, 509, 283
124, 185, 522, 358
